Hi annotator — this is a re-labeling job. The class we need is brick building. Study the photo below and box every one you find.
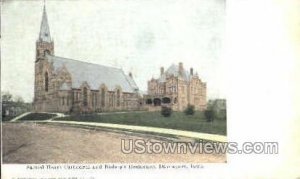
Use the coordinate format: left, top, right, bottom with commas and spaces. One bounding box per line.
145, 63, 207, 111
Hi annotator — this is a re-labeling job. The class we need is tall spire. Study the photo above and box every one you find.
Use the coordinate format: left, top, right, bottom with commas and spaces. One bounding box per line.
39, 1, 51, 42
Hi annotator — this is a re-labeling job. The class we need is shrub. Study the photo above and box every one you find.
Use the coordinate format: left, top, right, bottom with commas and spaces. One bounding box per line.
216, 109, 227, 120
161, 106, 172, 117
204, 109, 214, 122
184, 104, 195, 115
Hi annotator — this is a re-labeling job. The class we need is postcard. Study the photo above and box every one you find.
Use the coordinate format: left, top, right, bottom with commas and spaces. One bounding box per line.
1, 0, 299, 178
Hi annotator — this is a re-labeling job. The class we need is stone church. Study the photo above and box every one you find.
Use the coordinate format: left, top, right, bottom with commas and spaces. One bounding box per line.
33, 5, 141, 113
145, 63, 207, 111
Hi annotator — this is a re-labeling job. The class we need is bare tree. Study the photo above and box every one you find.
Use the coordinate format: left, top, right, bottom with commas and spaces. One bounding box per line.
2, 91, 13, 102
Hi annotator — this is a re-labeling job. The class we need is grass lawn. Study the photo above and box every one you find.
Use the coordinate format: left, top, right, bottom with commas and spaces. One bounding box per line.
2, 116, 15, 122
19, 113, 57, 121
54, 111, 227, 135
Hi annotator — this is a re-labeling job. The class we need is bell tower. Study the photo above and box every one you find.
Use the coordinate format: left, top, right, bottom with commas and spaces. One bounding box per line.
34, 1, 54, 111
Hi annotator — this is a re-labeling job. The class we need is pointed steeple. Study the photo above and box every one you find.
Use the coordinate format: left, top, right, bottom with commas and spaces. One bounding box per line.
39, 2, 51, 42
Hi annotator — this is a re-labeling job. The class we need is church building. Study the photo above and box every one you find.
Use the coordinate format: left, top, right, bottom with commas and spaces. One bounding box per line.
33, 5, 141, 113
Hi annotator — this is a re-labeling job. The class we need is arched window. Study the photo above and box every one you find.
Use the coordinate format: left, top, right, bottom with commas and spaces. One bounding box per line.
83, 87, 88, 106
101, 88, 105, 107
153, 98, 161, 106
45, 72, 49, 92
44, 50, 50, 56
116, 89, 121, 107
91, 92, 97, 107
111, 93, 115, 107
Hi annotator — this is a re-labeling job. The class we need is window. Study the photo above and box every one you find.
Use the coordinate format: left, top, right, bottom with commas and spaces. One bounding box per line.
146, 99, 153, 104
95, 93, 97, 107
83, 87, 88, 106
153, 98, 161, 106
101, 88, 105, 107
92, 92, 97, 107
73, 91, 76, 102
44, 50, 50, 56
116, 89, 121, 107
112, 93, 115, 107
45, 72, 49, 92
92, 93, 94, 107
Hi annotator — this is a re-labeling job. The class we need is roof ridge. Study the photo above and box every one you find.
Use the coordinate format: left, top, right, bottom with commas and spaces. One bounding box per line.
48, 54, 121, 70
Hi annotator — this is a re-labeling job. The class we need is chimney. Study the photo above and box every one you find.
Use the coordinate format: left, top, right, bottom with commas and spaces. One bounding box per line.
190, 68, 194, 75
179, 62, 184, 75
129, 72, 133, 78
160, 67, 164, 76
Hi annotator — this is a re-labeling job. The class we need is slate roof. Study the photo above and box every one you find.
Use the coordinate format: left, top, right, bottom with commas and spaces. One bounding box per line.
125, 75, 138, 91
158, 64, 191, 83
38, 5, 51, 42
46, 54, 138, 93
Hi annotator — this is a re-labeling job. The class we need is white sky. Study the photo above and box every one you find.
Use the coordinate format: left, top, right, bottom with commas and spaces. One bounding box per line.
1, 0, 226, 102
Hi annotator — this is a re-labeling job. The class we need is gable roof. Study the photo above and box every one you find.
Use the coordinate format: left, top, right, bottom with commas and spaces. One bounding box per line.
46, 54, 138, 93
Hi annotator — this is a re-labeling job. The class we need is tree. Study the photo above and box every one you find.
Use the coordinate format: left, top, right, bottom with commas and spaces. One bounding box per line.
2, 91, 13, 102
184, 104, 195, 115
14, 96, 24, 104
204, 109, 214, 122
161, 106, 172, 117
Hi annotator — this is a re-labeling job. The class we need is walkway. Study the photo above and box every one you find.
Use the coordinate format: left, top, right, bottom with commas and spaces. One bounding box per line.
40, 120, 227, 142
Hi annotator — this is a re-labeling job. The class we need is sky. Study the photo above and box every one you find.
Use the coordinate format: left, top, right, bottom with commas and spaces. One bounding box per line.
1, 0, 226, 102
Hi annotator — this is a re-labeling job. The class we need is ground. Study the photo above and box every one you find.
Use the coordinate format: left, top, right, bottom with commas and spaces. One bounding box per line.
56, 111, 227, 135
2, 122, 226, 163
